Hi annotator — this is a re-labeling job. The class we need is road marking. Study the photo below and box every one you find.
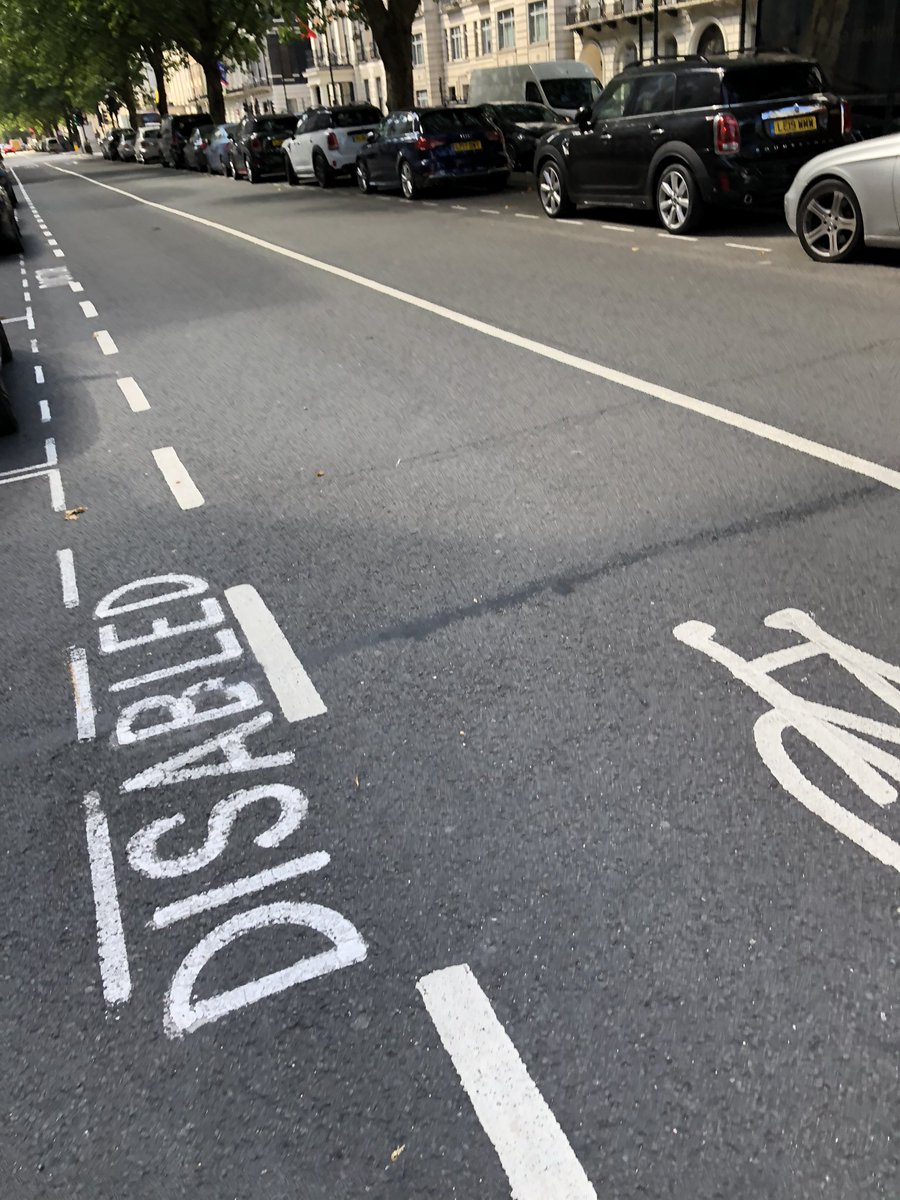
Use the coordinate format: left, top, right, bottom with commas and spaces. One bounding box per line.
49, 166, 900, 492
658, 231, 699, 243
418, 964, 597, 1200
57, 548, 79, 608
83, 792, 132, 1005
422, 200, 438, 207
560, 219, 584, 226
68, 646, 97, 740
601, 222, 635, 232
21, 277, 28, 289
53, 248, 65, 258
34, 365, 44, 383
30, 338, 38, 353
39, 399, 51, 422
94, 330, 118, 355
79, 300, 98, 318
480, 208, 500, 215
152, 446, 204, 509
117, 376, 150, 412
726, 242, 773, 253
514, 212, 539, 220
69, 281, 84, 293
225, 584, 326, 722
1, 314, 26, 325
151, 852, 331, 929
451, 204, 467, 210
26, 306, 34, 329
48, 237, 57, 245
23, 291, 30, 302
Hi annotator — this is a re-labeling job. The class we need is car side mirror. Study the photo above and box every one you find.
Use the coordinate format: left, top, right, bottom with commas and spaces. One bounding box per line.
367, 130, 378, 143
575, 106, 592, 132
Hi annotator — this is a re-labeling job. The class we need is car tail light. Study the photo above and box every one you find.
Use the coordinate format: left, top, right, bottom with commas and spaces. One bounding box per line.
249, 133, 261, 150
714, 112, 740, 155
326, 131, 338, 150
840, 99, 852, 135
415, 135, 442, 151
485, 129, 502, 142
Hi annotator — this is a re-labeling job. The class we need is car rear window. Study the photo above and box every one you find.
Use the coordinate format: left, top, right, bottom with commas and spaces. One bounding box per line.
420, 109, 485, 133
723, 63, 825, 105
254, 117, 297, 134
333, 106, 382, 127
674, 72, 722, 110
489, 103, 559, 123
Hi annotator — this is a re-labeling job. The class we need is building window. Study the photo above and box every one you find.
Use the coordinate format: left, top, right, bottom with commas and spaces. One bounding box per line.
450, 25, 464, 61
376, 76, 383, 109
497, 8, 515, 50
411, 33, 424, 67
662, 34, 678, 60
480, 17, 493, 54
696, 22, 725, 56
416, 88, 429, 105
473, 22, 479, 56
364, 79, 371, 101
528, 0, 548, 44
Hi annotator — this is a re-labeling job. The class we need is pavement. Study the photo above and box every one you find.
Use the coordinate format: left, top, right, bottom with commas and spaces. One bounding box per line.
1, 149, 898, 1200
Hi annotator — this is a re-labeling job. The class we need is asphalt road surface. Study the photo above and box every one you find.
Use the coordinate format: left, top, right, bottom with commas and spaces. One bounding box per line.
1, 150, 898, 1200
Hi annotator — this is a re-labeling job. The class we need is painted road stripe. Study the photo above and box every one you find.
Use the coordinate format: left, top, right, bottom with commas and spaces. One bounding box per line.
26, 306, 34, 329
418, 964, 597, 1200
94, 329, 118, 355
658, 231, 699, 242
53, 248, 65, 258
726, 242, 773, 254
30, 338, 38, 353
23, 291, 30, 303
49, 166, 900, 493
480, 208, 500, 215
69, 281, 84, 293
151, 853, 331, 929
57, 548, 79, 608
117, 376, 150, 412
39, 399, 51, 423
152, 446, 204, 509
68, 646, 96, 740
602, 223, 635, 232
451, 204, 467, 210
225, 584, 326, 722
83, 792, 132, 1005
34, 364, 44, 383
79, 300, 98, 318
515, 212, 539, 220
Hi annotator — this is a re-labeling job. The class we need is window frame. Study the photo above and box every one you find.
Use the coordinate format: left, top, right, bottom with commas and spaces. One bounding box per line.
527, 0, 549, 45
497, 8, 515, 51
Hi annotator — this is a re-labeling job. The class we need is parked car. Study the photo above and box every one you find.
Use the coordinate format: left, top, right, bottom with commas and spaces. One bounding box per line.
0, 321, 15, 436
473, 101, 564, 172
41, 136, 61, 153
99, 130, 119, 159
356, 106, 510, 198
116, 129, 137, 161
784, 130, 900, 262
467, 62, 602, 121
160, 112, 212, 168
184, 125, 215, 171
0, 151, 18, 207
283, 104, 382, 187
0, 187, 21, 253
204, 124, 238, 174
534, 52, 852, 233
227, 113, 297, 182
135, 126, 161, 163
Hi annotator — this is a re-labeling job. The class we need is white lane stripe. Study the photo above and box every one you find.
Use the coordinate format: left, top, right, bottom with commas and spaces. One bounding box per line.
48, 166, 900, 492
1, 314, 27, 324
39, 399, 51, 422
152, 446, 204, 509
601, 223, 635, 232
480, 208, 500, 215
83, 792, 132, 1005
21, 277, 28, 288
57, 548, 79, 608
25, 306, 34, 329
47, 236, 57, 244
69, 281, 84, 293
48, 470, 65, 511
560, 219, 584, 226
79, 300, 98, 318
225, 584, 326, 722
34, 365, 44, 383
451, 204, 468, 210
726, 242, 773, 253
53, 248, 65, 258
151, 853, 331, 928
515, 212, 539, 220
68, 646, 96, 740
418, 964, 597, 1200
658, 231, 699, 242
23, 291, 30, 303
117, 376, 150, 412
30, 338, 38, 353
94, 330, 118, 355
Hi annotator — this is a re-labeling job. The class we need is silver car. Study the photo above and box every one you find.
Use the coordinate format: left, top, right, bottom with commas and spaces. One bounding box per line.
784, 131, 900, 263
135, 126, 161, 163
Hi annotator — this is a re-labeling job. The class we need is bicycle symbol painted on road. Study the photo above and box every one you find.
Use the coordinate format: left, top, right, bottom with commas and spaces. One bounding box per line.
674, 608, 900, 874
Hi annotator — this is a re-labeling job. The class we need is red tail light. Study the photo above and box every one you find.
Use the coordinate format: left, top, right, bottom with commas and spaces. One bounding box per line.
415, 135, 442, 151
485, 129, 502, 142
714, 111, 741, 155
249, 133, 261, 150
840, 99, 852, 135
326, 131, 338, 150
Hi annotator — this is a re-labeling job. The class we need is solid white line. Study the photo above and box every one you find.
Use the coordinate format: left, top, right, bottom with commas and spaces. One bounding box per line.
225, 584, 326, 722
151, 446, 204, 509
117, 376, 150, 412
79, 300, 98, 318
48, 166, 900, 492
68, 646, 96, 740
601, 222, 635, 232
726, 242, 773, 254
151, 853, 331, 928
53, 248, 65, 258
57, 548, 79, 608
39, 399, 51, 423
69, 281, 84, 293
514, 212, 539, 220
34, 365, 44, 383
1, 314, 26, 324
83, 792, 132, 1005
418, 964, 597, 1200
94, 330, 118, 355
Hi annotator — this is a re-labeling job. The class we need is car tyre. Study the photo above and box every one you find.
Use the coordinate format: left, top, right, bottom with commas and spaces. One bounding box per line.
537, 158, 574, 218
655, 162, 703, 234
797, 178, 864, 264
313, 151, 334, 188
285, 154, 299, 186
357, 159, 372, 194
0, 376, 17, 436
246, 157, 259, 184
399, 159, 421, 200
0, 321, 12, 364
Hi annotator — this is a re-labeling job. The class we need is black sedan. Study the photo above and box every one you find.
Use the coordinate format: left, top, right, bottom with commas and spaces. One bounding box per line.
356, 107, 510, 199
473, 102, 566, 172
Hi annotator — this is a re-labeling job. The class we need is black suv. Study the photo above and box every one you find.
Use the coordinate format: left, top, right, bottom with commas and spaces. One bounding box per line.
535, 52, 851, 233
227, 114, 297, 183
160, 112, 212, 169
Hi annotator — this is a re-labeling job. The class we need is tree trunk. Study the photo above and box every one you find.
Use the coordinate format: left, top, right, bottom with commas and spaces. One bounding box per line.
363, 1, 417, 110
147, 46, 169, 117
122, 79, 139, 130
199, 52, 226, 122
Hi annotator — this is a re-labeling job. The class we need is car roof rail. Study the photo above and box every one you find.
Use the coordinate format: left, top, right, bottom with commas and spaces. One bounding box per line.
624, 54, 706, 70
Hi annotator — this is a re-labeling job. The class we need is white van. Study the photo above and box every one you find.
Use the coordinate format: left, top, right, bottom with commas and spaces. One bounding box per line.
466, 62, 601, 120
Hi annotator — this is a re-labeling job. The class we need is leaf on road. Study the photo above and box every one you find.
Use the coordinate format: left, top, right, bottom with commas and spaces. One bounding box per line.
390, 1143, 406, 1163
64, 506, 86, 520
315, 470, 325, 477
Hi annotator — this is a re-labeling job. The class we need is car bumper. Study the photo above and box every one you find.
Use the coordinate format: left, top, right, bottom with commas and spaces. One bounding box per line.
417, 158, 508, 185
707, 152, 840, 213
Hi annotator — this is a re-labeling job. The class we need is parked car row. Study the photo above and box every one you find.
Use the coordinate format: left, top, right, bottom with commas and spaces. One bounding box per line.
100, 51, 900, 264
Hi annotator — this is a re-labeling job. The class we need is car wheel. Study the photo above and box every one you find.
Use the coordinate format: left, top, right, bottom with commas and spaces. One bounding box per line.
797, 178, 864, 263
246, 157, 259, 184
0, 375, 16, 436
655, 163, 703, 234
537, 159, 574, 218
313, 151, 334, 189
357, 159, 372, 194
285, 154, 299, 186
399, 159, 421, 200
0, 321, 12, 364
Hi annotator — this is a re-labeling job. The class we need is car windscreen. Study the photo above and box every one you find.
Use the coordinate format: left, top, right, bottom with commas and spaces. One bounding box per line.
141, 130, 159, 139
333, 106, 382, 127
490, 103, 560, 123
540, 78, 602, 109
723, 63, 825, 104
420, 109, 486, 133
254, 117, 297, 134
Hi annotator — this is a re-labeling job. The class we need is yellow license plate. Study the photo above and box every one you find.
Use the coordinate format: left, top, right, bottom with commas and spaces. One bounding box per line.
352, 132, 367, 142
453, 140, 482, 152
272, 138, 283, 147
772, 115, 817, 135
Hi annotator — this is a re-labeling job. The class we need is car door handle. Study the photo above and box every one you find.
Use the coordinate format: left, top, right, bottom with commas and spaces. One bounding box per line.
598, 131, 613, 141
649, 127, 665, 137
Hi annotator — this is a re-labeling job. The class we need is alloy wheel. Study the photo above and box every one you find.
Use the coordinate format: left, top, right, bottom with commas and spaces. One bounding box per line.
800, 186, 859, 261
657, 167, 691, 231
538, 163, 562, 216
357, 161, 370, 194
400, 162, 414, 199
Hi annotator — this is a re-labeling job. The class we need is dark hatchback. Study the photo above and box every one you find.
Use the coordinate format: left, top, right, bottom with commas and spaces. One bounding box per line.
356, 107, 510, 198
160, 112, 212, 168
535, 52, 852, 232
229, 114, 297, 183
474, 101, 565, 172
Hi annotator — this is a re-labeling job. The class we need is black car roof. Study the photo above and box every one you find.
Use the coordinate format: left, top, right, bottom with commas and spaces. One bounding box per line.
622, 51, 817, 75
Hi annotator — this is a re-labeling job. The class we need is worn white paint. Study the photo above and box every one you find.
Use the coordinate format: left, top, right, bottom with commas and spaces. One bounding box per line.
39, 400, 50, 423
68, 646, 96, 741
110, 628, 243, 693
94, 329, 118, 355
34, 365, 44, 384
52, 248, 65, 258
116, 376, 149, 412
225, 585, 326, 723
69, 281, 84, 294
79, 300, 98, 319
417, 964, 597, 1200
83, 792, 132, 1005
115, 677, 261, 745
57, 548, 79, 608
30, 338, 38, 353
95, 573, 208, 618
99, 597, 224, 653
152, 446, 204, 509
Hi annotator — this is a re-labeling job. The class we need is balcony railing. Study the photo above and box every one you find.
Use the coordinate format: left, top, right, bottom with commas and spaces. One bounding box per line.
565, 0, 678, 26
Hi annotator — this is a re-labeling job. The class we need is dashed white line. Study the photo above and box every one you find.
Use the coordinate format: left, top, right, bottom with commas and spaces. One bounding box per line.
68, 646, 96, 740
514, 212, 539, 220
34, 365, 44, 384
94, 330, 118, 355
53, 248, 65, 258
602, 223, 635, 232
25, 306, 34, 329
69, 281, 84, 294
451, 204, 468, 210
21, 277, 28, 289
560, 219, 584, 226
726, 242, 773, 253
83, 792, 132, 1006
152, 446, 204, 509
658, 231, 699, 242
57, 548, 79, 608
79, 300, 98, 318
23, 292, 30, 303
30, 338, 38, 353
418, 964, 597, 1200
225, 584, 326, 722
39, 399, 51, 423
480, 208, 500, 215
116, 376, 150, 412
